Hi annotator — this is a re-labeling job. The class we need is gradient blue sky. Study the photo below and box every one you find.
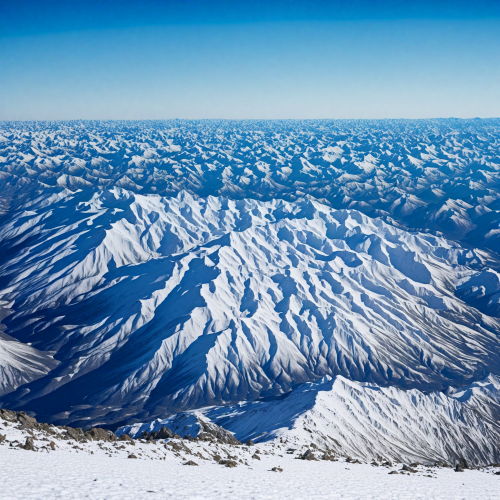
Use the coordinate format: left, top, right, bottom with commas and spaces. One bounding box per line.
1, 1, 499, 120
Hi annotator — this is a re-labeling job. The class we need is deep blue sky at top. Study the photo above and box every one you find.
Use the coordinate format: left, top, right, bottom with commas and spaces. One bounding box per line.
1, 0, 499, 119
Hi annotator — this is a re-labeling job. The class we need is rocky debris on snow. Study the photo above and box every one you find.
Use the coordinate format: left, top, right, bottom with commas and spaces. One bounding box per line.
17, 412, 38, 429
271, 466, 283, 472
118, 434, 134, 443
120, 413, 241, 446
0, 409, 17, 422
0, 409, 124, 448
23, 437, 34, 451
219, 459, 238, 468
299, 450, 319, 461
252, 453, 261, 460
154, 426, 173, 440
402, 465, 417, 473
322, 451, 337, 461
455, 459, 469, 472
435, 461, 452, 468
85, 428, 117, 442
184, 460, 198, 466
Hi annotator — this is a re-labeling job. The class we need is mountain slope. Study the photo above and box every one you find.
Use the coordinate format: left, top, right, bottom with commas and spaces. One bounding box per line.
118, 375, 500, 465
1, 188, 499, 427
0, 332, 59, 397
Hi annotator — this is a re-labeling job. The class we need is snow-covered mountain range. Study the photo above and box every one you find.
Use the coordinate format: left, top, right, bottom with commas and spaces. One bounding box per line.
0, 119, 499, 462
1, 119, 500, 251
1, 185, 500, 427
118, 374, 500, 465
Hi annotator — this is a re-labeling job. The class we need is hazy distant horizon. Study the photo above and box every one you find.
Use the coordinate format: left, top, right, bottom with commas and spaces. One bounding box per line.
1, 1, 499, 121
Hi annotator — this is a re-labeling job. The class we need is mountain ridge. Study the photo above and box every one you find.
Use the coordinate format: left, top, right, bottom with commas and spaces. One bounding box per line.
0, 187, 499, 428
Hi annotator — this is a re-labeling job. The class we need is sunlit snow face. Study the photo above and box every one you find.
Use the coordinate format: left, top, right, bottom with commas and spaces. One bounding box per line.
1, 170, 499, 427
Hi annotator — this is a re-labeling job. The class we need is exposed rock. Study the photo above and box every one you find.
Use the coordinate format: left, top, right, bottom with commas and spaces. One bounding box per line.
0, 409, 17, 422
457, 458, 469, 469
245, 440, 255, 446
128, 454, 137, 459
322, 452, 336, 461
63, 426, 85, 441
252, 454, 261, 460
85, 428, 117, 442
299, 450, 319, 461
49, 441, 56, 450
219, 459, 238, 468
23, 437, 35, 451
184, 460, 198, 466
402, 465, 417, 473
17, 412, 38, 429
118, 434, 133, 442
435, 461, 451, 468
388, 471, 399, 475
155, 426, 173, 440
0, 434, 6, 443
271, 467, 283, 472
197, 420, 241, 446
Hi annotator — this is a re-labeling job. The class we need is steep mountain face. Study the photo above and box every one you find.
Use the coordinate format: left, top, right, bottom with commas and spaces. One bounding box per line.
447, 374, 500, 422
0, 332, 59, 397
117, 375, 500, 465
1, 119, 500, 253
0, 301, 60, 396
1, 187, 499, 427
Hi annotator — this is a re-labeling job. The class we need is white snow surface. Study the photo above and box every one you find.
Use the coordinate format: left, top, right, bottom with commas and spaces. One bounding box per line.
1, 188, 500, 427
448, 374, 500, 422
1, 418, 500, 500
0, 332, 59, 397
118, 375, 500, 465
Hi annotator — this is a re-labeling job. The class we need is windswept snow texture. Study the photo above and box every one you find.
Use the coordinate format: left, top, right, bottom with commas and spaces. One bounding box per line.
1, 119, 500, 252
118, 375, 500, 465
1, 187, 500, 427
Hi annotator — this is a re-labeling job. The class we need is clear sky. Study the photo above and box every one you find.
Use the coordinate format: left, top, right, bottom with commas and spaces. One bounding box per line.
1, 0, 499, 120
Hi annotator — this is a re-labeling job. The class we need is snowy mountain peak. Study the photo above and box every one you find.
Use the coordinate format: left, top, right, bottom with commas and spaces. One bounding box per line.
0, 188, 499, 429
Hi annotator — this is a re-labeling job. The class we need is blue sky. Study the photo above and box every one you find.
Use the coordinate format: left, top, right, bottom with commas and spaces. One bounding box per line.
1, 1, 499, 120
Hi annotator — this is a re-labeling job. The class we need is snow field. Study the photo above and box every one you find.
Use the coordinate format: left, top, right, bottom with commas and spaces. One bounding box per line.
1, 443, 500, 500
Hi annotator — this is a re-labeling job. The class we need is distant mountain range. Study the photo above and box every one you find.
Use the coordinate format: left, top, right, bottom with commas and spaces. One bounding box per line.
0, 119, 499, 462
2, 119, 500, 251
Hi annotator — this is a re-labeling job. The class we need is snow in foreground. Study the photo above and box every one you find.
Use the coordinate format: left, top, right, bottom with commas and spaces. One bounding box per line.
1, 440, 499, 500
1, 410, 500, 500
